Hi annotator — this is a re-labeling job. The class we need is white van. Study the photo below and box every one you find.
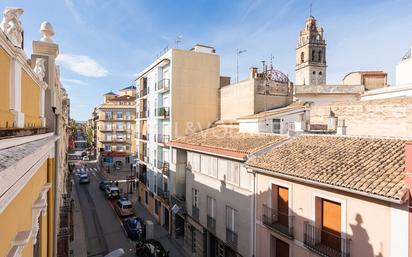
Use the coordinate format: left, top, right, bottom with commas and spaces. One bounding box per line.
105, 186, 120, 199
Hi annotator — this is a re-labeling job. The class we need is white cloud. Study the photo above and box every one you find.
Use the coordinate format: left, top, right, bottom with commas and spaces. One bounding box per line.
64, 0, 84, 24
57, 53, 108, 77
61, 78, 87, 86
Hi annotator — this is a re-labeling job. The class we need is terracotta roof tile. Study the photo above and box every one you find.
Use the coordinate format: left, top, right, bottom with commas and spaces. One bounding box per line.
172, 126, 287, 155
247, 135, 407, 201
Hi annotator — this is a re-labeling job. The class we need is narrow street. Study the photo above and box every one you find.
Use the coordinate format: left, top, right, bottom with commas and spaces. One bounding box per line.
70, 128, 184, 257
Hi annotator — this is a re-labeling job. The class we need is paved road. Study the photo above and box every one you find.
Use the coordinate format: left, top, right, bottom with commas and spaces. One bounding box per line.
75, 163, 136, 257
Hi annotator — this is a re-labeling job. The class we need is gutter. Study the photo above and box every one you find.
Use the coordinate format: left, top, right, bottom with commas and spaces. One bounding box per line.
246, 165, 407, 205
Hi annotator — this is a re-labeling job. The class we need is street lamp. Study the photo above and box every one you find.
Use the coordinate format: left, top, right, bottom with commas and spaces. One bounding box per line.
236, 49, 247, 83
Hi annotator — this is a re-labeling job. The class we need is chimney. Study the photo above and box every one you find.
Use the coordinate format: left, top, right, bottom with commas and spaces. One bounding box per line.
250, 67, 257, 79
327, 109, 338, 131
336, 119, 347, 135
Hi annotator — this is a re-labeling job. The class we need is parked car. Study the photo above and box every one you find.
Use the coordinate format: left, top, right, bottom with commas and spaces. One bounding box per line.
135, 239, 169, 257
123, 217, 144, 240
79, 173, 90, 184
81, 151, 87, 157
99, 180, 112, 191
82, 156, 89, 161
105, 186, 120, 199
115, 197, 134, 217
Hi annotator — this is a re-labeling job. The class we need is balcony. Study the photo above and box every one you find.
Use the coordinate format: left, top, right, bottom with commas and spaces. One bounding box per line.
207, 215, 216, 234
140, 87, 148, 98
304, 222, 350, 257
155, 134, 170, 145
139, 174, 146, 185
171, 194, 185, 215
139, 153, 149, 163
157, 79, 170, 92
155, 107, 170, 119
157, 187, 169, 202
226, 228, 238, 250
139, 110, 148, 119
262, 204, 294, 238
192, 206, 199, 221
138, 133, 149, 141
156, 160, 170, 176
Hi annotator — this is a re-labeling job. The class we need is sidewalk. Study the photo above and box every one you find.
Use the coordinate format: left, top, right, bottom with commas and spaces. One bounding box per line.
134, 201, 187, 257
69, 179, 88, 257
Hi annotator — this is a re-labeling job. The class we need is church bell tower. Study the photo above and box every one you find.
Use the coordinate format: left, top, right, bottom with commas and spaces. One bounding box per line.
295, 16, 327, 85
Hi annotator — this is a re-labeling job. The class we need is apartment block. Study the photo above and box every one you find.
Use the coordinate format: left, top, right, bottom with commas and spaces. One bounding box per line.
96, 86, 136, 167
0, 8, 69, 257
247, 135, 409, 257
135, 45, 220, 233
169, 126, 286, 257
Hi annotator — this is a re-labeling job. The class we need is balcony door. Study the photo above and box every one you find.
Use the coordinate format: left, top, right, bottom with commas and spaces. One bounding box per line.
321, 199, 341, 252
277, 186, 288, 227
271, 236, 289, 257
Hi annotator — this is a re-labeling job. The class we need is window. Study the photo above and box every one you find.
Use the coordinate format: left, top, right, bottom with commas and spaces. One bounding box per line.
272, 119, 281, 134
318, 51, 322, 62
117, 112, 123, 119
226, 206, 238, 233
192, 188, 199, 208
300, 52, 304, 63
126, 145, 131, 151
319, 71, 322, 75
145, 190, 148, 205
117, 122, 123, 130
105, 123, 112, 130
126, 122, 131, 129
105, 134, 112, 141
104, 144, 111, 151
226, 161, 240, 185
207, 196, 216, 218
189, 152, 200, 171
116, 145, 122, 151
312, 50, 315, 61
105, 112, 112, 119
155, 199, 160, 215
126, 112, 131, 120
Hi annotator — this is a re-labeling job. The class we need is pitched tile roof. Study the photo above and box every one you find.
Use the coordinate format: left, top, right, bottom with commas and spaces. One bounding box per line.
170, 126, 287, 159
247, 135, 408, 202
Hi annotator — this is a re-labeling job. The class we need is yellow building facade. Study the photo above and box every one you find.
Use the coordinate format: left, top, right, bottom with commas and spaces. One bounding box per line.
0, 7, 69, 257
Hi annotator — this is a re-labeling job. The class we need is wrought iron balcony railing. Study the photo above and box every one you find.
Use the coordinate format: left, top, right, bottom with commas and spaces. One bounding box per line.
155, 134, 170, 144
157, 79, 170, 91
304, 222, 350, 257
155, 107, 170, 118
207, 215, 216, 234
262, 204, 294, 238
192, 206, 199, 221
226, 228, 238, 250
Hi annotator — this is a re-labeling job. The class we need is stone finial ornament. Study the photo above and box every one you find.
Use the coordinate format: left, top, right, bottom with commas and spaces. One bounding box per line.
34, 58, 46, 81
0, 7, 24, 48
40, 21, 54, 43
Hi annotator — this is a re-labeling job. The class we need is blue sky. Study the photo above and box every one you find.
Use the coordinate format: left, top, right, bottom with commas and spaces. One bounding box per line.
2, 0, 412, 121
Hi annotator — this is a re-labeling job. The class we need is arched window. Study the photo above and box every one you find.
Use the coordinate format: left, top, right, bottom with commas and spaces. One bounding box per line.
312, 50, 315, 61
318, 51, 322, 62
319, 71, 322, 75
312, 71, 316, 75
301, 52, 304, 63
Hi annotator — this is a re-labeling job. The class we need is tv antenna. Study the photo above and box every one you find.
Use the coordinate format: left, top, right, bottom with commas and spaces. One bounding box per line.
175, 35, 183, 48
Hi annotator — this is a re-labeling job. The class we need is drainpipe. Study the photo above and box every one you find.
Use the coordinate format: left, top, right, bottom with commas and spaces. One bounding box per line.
405, 142, 412, 257
251, 168, 256, 257
53, 107, 60, 257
